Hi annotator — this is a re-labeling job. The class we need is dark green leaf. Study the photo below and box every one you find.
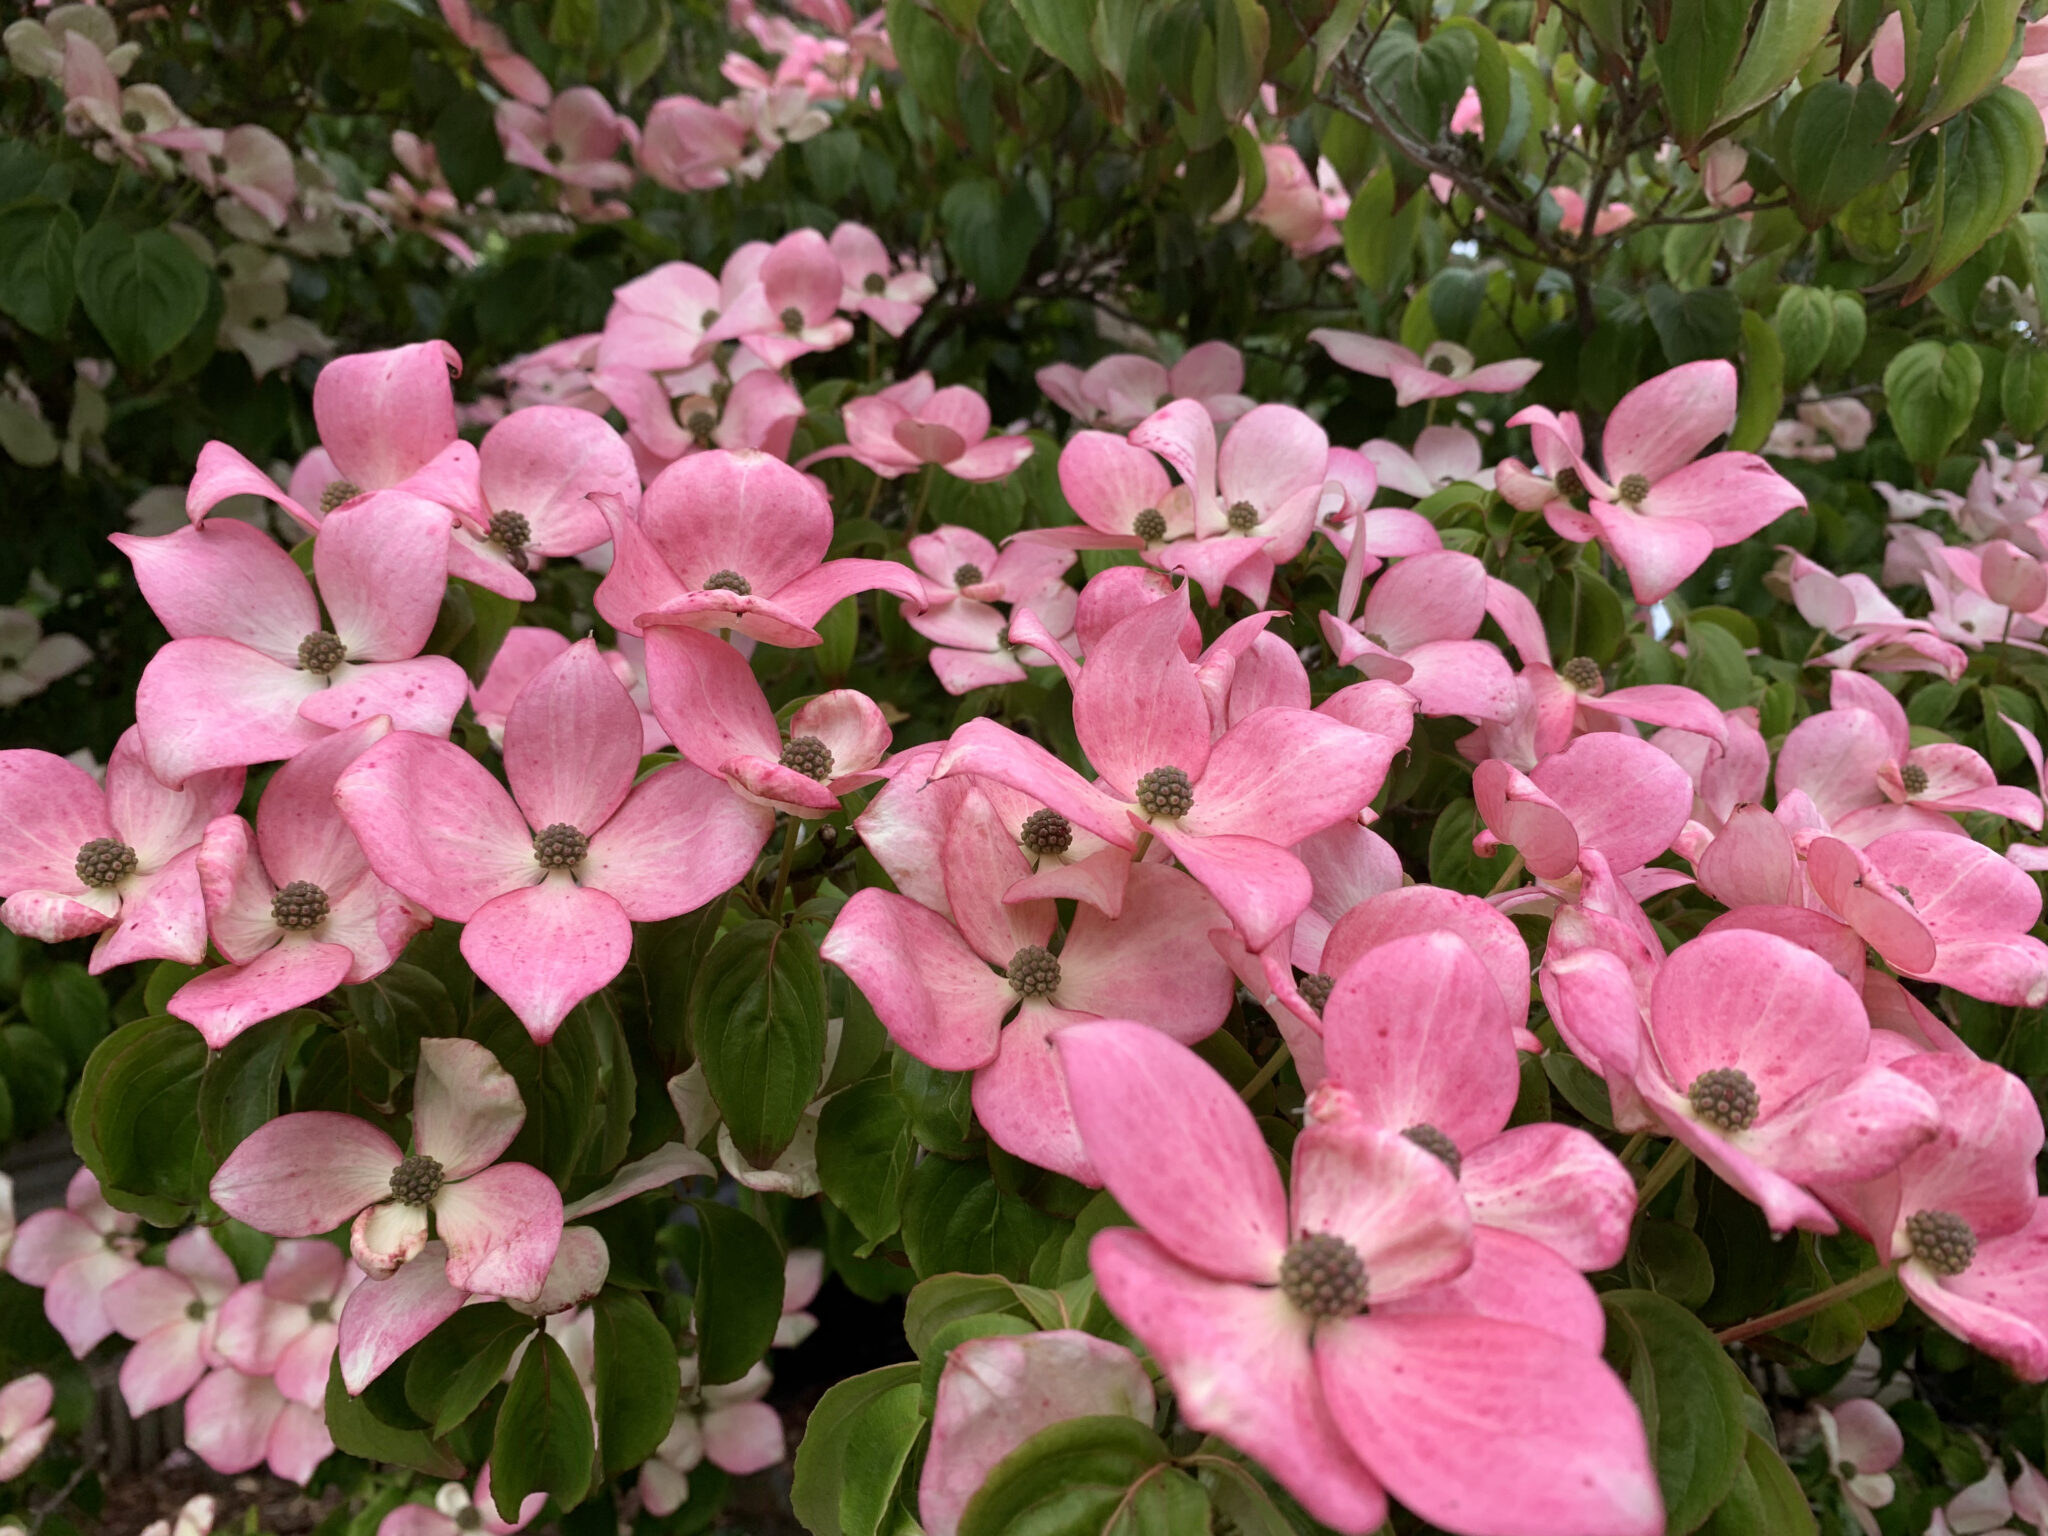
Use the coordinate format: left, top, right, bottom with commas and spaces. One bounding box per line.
690, 920, 828, 1168
70, 1014, 208, 1223
689, 1198, 785, 1385
0, 202, 80, 338
198, 1011, 315, 1164
941, 177, 1045, 302
591, 1289, 680, 1477
23, 962, 109, 1073
837, 1377, 925, 1536
325, 1354, 466, 1478
491, 1333, 595, 1517
1774, 79, 1902, 228
957, 1415, 1172, 1536
816, 1076, 915, 1245
1602, 1290, 1749, 1533
404, 1302, 534, 1437
1650, 0, 1752, 148
902, 1153, 1064, 1282
72, 222, 210, 371
791, 1364, 921, 1536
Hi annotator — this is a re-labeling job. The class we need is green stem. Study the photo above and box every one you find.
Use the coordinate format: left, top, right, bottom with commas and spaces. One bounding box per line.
1485, 853, 1526, 897
906, 467, 933, 538
1714, 1264, 1897, 1345
1634, 1140, 1692, 1209
768, 816, 802, 917
1617, 1131, 1651, 1166
1240, 1043, 1292, 1102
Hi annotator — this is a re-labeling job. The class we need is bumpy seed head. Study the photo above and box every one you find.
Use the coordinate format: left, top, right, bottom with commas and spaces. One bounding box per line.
1561, 655, 1605, 694
1019, 808, 1073, 857
321, 479, 362, 514
122, 108, 147, 133
1279, 1232, 1368, 1320
1134, 765, 1194, 820
1616, 472, 1652, 506
388, 1154, 444, 1206
952, 562, 985, 589
1226, 500, 1260, 533
1905, 1209, 1977, 1276
1552, 466, 1585, 501
271, 880, 330, 930
488, 509, 531, 553
298, 631, 346, 676
533, 823, 588, 869
306, 1299, 332, 1324
1901, 762, 1930, 796
1402, 1123, 1463, 1178
1298, 972, 1335, 1015
780, 735, 835, 782
863, 271, 887, 294
1132, 508, 1168, 544
702, 568, 752, 596
1007, 944, 1061, 998
780, 305, 806, 334
75, 838, 138, 889
1687, 1067, 1760, 1133
686, 409, 717, 441
186, 1298, 208, 1321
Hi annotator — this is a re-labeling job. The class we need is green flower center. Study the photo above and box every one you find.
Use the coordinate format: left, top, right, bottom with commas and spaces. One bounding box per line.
687, 409, 717, 441
1905, 1209, 1976, 1276
271, 880, 330, 930
533, 822, 588, 869
298, 631, 346, 676
781, 306, 806, 334
1007, 944, 1061, 998
1561, 656, 1604, 694
1134, 765, 1193, 820
1551, 467, 1584, 501
1616, 473, 1652, 506
1900, 762, 1929, 796
1402, 1123, 1462, 1178
780, 735, 835, 782
952, 562, 985, 589
306, 1299, 332, 1323
388, 1154, 444, 1206
1132, 508, 1167, 544
1019, 808, 1072, 857
1225, 501, 1259, 533
1279, 1232, 1367, 1320
185, 1299, 207, 1322
863, 272, 887, 295
321, 480, 361, 514
1688, 1067, 1760, 1133
75, 837, 138, 889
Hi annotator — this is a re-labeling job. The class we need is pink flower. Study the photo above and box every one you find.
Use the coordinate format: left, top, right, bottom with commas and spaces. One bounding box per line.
598, 363, 806, 476
823, 785, 1235, 1181
1473, 732, 1698, 882
638, 1360, 784, 1516
1036, 342, 1254, 430
815, 374, 1033, 482
1053, 1020, 1661, 1536
639, 95, 750, 191
336, 640, 772, 1041
1549, 186, 1636, 237
168, 720, 428, 1048
1450, 85, 1485, 134
1248, 145, 1344, 256
705, 229, 855, 367
594, 448, 928, 647
908, 526, 1073, 608
596, 260, 724, 374
211, 1036, 564, 1299
214, 1240, 364, 1408
1310, 332, 1541, 409
145, 125, 298, 230
903, 529, 1079, 692
117, 497, 469, 785
499, 334, 608, 413
102, 1227, 241, 1415
919, 1331, 1155, 1536
1319, 550, 1518, 722
434, 405, 639, 590
54, 31, 182, 171
1778, 550, 1967, 679
379, 1466, 544, 1536
775, 1248, 823, 1347
0, 1374, 54, 1482
1814, 1401, 1901, 1536
646, 626, 891, 817
1361, 426, 1495, 497
933, 586, 1397, 949
0, 728, 241, 969
1509, 362, 1807, 602
829, 222, 936, 337
438, 0, 551, 106
496, 88, 637, 191
6, 1167, 143, 1356
184, 1366, 333, 1485
470, 627, 666, 753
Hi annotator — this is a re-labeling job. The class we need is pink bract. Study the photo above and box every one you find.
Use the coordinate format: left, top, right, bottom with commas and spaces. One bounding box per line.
6, 1167, 144, 1357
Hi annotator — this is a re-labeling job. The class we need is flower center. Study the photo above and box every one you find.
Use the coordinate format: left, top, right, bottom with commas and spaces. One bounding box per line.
686, 409, 717, 441
1551, 467, 1584, 501
185, 1299, 207, 1322
1687, 1067, 1760, 1133
306, 1299, 332, 1323
1616, 473, 1651, 507
1132, 508, 1167, 544
298, 631, 346, 675
952, 562, 985, 589
1225, 500, 1259, 533
488, 508, 531, 554
321, 479, 361, 514
780, 735, 835, 781
1006, 944, 1061, 998
533, 822, 588, 869
455, 1510, 483, 1533
1134, 765, 1193, 820
1019, 808, 1072, 857
1905, 1209, 1977, 1276
1900, 762, 1929, 796
702, 569, 752, 596
1279, 1232, 1367, 1320
780, 306, 806, 334
388, 1153, 444, 1206
122, 109, 146, 133
271, 880, 330, 930
1402, 1123, 1462, 1178
75, 837, 138, 889
1560, 655, 1604, 694
1297, 972, 1335, 1014
863, 272, 887, 294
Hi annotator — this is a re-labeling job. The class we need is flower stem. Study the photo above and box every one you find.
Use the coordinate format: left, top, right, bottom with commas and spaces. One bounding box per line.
1617, 1131, 1651, 1166
1634, 1139, 1691, 1209
1240, 1043, 1292, 1103
1714, 1264, 1898, 1345
1485, 853, 1526, 897
769, 816, 802, 917
906, 466, 933, 539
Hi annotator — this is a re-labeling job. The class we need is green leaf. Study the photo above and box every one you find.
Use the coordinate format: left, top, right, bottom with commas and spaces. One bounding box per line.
1730, 310, 1785, 454
403, 1302, 534, 1437
1920, 0, 2023, 129
432, 94, 505, 201
1823, 290, 1867, 374
791, 1363, 921, 1536
1904, 87, 2047, 304
2003, 344, 2048, 440
887, 0, 962, 127
72, 222, 210, 371
591, 1289, 680, 1477
893, 1050, 980, 1157
814, 595, 859, 683
1699, 1431, 1818, 1536
325, 1354, 466, 1478
1684, 617, 1754, 709
958, 1415, 1172, 1536
904, 1273, 1032, 1357
1628, 1219, 1717, 1309
345, 964, 455, 1075
1341, 166, 1422, 292
816, 1076, 915, 1245
0, 1025, 66, 1135
198, 1011, 314, 1164
0, 397, 57, 467
1651, 0, 1753, 149
1009, 0, 1103, 91
689, 1198, 785, 1385
1197, 1450, 1298, 1536
491, 1332, 595, 1518
1716, 0, 1840, 129
837, 1377, 925, 1536
1427, 797, 1495, 896
633, 894, 727, 1074
691, 920, 829, 1169
901, 1152, 1064, 1282
22, 962, 109, 1073
0, 202, 80, 338
1211, 0, 1270, 122
1602, 1290, 1749, 1534
1774, 79, 1903, 228
1771, 287, 1834, 387
1647, 283, 1741, 365
941, 177, 1044, 302
70, 1014, 208, 1223
1884, 339, 1983, 471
